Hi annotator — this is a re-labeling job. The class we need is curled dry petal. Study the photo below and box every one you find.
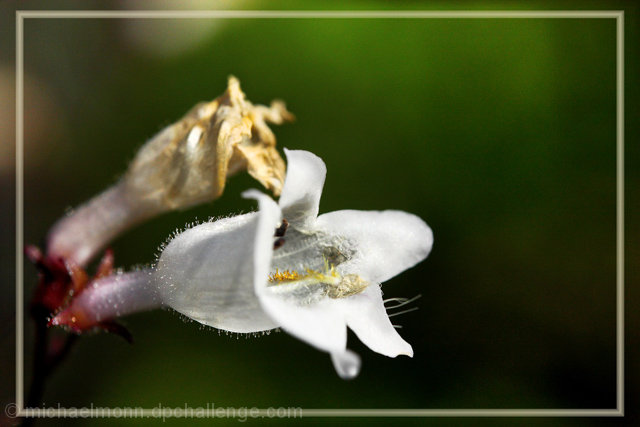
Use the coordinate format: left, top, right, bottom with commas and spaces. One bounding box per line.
124, 76, 292, 210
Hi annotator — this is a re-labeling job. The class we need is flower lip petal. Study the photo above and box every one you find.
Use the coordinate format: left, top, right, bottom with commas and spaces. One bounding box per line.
258, 292, 347, 354
316, 209, 433, 283
335, 283, 414, 358
277, 149, 327, 228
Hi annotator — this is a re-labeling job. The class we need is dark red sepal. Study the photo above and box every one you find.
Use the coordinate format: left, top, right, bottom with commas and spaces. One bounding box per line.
97, 321, 134, 344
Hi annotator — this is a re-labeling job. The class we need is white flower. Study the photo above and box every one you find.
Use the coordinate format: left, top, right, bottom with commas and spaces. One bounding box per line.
154, 149, 433, 378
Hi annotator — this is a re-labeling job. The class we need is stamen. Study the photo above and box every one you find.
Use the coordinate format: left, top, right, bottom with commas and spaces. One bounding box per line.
387, 306, 419, 318
267, 261, 368, 300
268, 269, 301, 282
384, 294, 422, 310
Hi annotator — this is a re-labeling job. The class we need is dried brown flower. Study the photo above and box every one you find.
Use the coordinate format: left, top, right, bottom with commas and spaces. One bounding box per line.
125, 76, 292, 210
47, 77, 293, 267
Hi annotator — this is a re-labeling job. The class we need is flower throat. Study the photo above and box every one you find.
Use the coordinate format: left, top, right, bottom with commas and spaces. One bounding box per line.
268, 219, 366, 300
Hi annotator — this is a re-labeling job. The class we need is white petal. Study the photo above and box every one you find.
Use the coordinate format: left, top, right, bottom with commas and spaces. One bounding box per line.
258, 290, 347, 354
335, 284, 413, 358
331, 349, 361, 380
316, 210, 433, 283
154, 212, 278, 333
242, 190, 282, 296
278, 149, 326, 228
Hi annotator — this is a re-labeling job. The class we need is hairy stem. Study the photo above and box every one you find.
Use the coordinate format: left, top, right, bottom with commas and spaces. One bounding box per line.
46, 182, 158, 267
51, 270, 160, 329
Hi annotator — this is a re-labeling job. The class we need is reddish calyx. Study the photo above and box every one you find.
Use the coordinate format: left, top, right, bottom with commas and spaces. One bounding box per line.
26, 245, 75, 315
26, 245, 132, 343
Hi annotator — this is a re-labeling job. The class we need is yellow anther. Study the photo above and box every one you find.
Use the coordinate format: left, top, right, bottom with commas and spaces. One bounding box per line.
268, 269, 302, 282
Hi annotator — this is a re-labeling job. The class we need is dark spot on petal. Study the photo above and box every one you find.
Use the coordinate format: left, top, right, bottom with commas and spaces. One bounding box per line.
273, 237, 286, 250
274, 218, 289, 237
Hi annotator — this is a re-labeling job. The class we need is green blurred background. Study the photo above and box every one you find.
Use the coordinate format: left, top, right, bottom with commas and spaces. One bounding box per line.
1, 0, 639, 425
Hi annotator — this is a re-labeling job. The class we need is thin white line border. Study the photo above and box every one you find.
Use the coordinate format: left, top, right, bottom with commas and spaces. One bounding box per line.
15, 9, 625, 418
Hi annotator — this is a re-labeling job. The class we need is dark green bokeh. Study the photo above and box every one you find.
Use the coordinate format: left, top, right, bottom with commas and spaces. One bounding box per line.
4, 1, 638, 425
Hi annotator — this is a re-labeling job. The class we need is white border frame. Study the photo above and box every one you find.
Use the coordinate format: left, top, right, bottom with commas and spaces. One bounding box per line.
15, 10, 625, 418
